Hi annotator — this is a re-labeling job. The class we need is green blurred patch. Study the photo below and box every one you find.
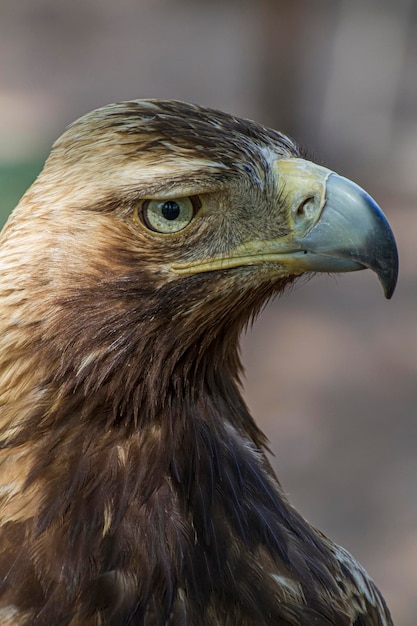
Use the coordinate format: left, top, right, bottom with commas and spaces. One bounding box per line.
0, 160, 43, 228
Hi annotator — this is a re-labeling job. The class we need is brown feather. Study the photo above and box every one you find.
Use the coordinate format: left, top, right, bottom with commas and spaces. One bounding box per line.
0, 100, 392, 625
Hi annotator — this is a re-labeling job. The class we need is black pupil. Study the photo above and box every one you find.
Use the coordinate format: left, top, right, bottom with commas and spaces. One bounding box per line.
162, 201, 180, 221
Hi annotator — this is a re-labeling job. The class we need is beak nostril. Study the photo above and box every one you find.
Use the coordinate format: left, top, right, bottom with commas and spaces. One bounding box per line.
296, 196, 315, 218
292, 195, 321, 236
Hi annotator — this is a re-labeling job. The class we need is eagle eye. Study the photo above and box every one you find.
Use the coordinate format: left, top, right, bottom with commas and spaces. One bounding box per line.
139, 196, 200, 234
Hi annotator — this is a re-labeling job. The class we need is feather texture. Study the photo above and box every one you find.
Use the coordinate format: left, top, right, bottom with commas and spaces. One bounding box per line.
0, 100, 393, 625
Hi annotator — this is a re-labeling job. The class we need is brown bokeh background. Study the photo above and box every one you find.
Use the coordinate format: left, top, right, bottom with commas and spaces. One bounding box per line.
0, 1, 416, 623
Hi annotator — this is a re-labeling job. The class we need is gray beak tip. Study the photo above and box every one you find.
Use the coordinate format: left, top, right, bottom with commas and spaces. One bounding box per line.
325, 174, 399, 299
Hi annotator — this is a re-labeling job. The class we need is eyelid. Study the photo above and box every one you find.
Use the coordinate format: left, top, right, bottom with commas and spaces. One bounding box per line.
189, 195, 202, 212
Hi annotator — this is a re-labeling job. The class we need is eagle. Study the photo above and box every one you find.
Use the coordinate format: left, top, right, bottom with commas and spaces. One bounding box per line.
0, 100, 398, 625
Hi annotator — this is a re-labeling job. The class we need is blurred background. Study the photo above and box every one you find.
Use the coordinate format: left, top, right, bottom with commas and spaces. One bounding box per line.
0, 0, 416, 622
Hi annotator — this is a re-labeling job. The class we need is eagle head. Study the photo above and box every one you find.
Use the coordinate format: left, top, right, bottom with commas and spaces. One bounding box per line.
0, 100, 397, 625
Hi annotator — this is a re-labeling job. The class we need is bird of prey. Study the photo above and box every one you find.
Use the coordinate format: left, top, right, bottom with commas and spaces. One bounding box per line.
0, 100, 398, 625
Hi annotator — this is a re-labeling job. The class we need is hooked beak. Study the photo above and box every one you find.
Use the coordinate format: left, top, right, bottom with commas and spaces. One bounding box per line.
171, 158, 399, 299
274, 160, 399, 299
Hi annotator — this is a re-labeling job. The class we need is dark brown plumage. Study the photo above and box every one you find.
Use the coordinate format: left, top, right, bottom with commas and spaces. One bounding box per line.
0, 100, 398, 625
